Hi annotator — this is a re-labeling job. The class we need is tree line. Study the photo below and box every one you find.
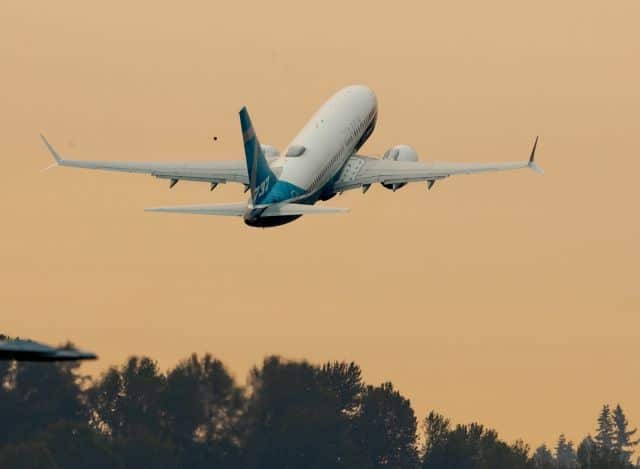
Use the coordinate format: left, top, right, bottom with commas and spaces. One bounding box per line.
0, 351, 637, 469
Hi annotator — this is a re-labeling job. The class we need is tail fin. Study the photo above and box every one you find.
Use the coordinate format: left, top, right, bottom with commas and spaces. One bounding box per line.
239, 107, 277, 204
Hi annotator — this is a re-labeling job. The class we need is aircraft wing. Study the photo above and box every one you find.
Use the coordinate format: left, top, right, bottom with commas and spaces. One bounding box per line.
0, 339, 97, 362
331, 137, 541, 193
41, 135, 249, 186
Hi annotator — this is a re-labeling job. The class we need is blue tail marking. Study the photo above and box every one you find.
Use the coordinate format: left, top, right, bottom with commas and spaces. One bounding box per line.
240, 107, 277, 205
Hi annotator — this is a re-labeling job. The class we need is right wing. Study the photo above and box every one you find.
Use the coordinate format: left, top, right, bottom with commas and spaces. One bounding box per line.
331, 137, 542, 194
40, 135, 249, 186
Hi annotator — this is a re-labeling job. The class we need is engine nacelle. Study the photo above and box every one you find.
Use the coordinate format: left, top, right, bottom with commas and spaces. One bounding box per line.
260, 144, 280, 159
381, 145, 419, 191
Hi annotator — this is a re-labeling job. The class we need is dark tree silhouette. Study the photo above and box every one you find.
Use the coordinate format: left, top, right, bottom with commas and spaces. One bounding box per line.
556, 433, 578, 469
37, 422, 121, 469
88, 356, 166, 439
595, 405, 615, 451
162, 353, 244, 468
0, 441, 58, 469
319, 361, 365, 416
578, 407, 639, 469
0, 360, 85, 446
0, 348, 638, 469
422, 419, 532, 469
354, 382, 419, 469
241, 356, 367, 469
423, 411, 451, 456
532, 444, 555, 469
613, 404, 639, 465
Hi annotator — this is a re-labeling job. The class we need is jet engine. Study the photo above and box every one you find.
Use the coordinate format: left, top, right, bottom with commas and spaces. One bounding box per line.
260, 144, 280, 159
381, 145, 418, 191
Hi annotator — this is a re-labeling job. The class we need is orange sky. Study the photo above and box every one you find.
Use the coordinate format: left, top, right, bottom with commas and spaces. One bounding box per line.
1, 0, 639, 452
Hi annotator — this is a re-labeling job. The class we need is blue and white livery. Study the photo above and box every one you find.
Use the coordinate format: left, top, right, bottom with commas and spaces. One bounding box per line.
41, 85, 541, 228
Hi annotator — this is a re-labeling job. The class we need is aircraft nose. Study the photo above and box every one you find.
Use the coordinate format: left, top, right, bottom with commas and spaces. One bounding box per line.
348, 84, 374, 96
350, 84, 377, 106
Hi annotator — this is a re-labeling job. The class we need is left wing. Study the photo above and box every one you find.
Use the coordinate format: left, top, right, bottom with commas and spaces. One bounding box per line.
41, 135, 249, 187
331, 137, 541, 194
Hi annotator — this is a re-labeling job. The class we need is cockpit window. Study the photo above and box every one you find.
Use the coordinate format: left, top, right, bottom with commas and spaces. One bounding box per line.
285, 145, 306, 157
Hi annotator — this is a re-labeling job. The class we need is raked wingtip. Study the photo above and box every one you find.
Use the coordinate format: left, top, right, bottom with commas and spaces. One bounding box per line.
40, 134, 63, 164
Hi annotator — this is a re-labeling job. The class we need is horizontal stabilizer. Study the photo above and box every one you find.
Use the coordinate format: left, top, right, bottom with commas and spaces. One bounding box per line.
144, 202, 348, 217
262, 203, 349, 217
145, 203, 246, 216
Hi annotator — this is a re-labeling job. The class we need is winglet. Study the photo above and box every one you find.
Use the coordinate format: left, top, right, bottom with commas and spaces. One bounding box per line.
40, 134, 63, 164
527, 136, 543, 174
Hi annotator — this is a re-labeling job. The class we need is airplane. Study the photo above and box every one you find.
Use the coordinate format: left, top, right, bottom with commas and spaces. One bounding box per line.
41, 85, 541, 228
0, 338, 97, 362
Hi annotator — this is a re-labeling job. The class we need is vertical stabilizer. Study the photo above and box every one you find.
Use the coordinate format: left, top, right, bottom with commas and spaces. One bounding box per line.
239, 107, 277, 204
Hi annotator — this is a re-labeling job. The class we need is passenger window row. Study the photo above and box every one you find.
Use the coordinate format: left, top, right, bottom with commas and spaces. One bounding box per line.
311, 111, 375, 191
312, 147, 344, 190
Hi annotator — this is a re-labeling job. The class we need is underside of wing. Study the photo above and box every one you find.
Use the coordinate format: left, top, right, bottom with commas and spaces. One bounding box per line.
331, 138, 541, 194
331, 156, 449, 193
41, 135, 249, 186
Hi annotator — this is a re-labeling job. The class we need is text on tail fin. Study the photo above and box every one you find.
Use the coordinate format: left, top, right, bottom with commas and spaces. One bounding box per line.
239, 107, 277, 204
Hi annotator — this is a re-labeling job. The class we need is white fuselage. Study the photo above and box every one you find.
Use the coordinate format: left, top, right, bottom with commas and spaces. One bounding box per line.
274, 85, 378, 201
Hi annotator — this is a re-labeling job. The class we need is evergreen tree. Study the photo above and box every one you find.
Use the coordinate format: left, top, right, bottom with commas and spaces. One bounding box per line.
555, 434, 577, 469
612, 404, 639, 465
594, 405, 615, 451
532, 444, 556, 469
577, 436, 593, 469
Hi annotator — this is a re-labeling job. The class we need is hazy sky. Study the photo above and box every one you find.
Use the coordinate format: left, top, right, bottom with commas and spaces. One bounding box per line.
1, 0, 639, 451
